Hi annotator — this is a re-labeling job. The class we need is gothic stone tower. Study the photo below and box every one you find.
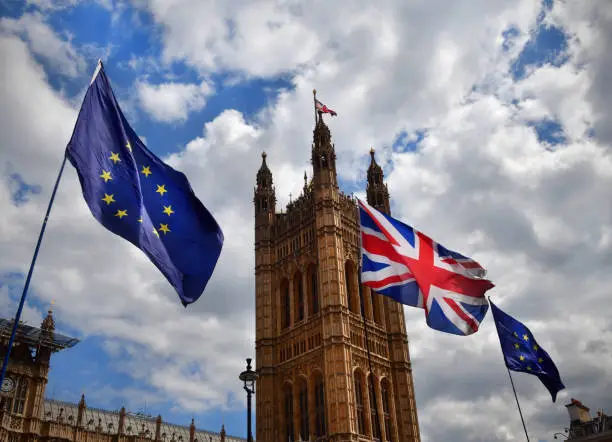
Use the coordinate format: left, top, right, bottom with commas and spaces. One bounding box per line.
254, 113, 420, 442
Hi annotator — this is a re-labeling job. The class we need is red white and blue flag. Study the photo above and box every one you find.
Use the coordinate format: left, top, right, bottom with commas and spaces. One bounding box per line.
315, 99, 337, 116
359, 200, 494, 336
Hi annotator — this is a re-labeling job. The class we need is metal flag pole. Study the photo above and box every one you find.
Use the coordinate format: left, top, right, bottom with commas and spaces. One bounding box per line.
312, 89, 318, 124
357, 214, 384, 440
0, 153, 68, 387
506, 367, 531, 442
488, 297, 530, 442
0, 60, 102, 387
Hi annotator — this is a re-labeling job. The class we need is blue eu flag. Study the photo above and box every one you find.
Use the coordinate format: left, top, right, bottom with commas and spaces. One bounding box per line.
66, 63, 224, 306
490, 300, 565, 402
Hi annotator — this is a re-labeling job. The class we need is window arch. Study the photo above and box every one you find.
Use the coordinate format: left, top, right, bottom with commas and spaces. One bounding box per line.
344, 261, 359, 314
371, 291, 381, 325
314, 373, 326, 437
284, 383, 294, 442
281, 279, 290, 329
381, 378, 394, 442
294, 271, 304, 322
298, 378, 309, 440
308, 264, 319, 315
368, 375, 381, 440
354, 371, 366, 435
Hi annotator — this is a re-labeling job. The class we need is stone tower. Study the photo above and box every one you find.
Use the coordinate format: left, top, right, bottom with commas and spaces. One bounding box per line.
254, 112, 420, 442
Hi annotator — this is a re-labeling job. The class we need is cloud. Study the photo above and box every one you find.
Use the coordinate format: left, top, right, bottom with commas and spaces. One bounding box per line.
0, 12, 86, 78
137, 80, 213, 123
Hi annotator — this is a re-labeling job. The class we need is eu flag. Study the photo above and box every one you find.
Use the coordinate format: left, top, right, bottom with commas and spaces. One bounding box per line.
66, 62, 224, 306
490, 300, 565, 402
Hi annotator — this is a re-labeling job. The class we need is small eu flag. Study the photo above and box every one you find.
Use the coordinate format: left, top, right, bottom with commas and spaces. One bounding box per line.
490, 299, 565, 402
66, 62, 224, 306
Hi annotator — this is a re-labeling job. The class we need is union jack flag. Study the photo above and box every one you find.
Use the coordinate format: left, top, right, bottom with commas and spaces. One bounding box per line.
359, 200, 494, 336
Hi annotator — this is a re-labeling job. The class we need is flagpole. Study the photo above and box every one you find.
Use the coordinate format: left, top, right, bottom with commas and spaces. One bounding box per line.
506, 367, 530, 442
312, 89, 318, 124
488, 297, 530, 441
357, 219, 383, 440
0, 153, 68, 387
0, 60, 102, 387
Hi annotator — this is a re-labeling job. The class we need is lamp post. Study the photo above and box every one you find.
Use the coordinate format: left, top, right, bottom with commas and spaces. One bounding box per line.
239, 358, 257, 442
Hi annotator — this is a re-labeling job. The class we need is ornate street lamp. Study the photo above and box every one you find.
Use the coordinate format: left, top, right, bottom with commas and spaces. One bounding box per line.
239, 358, 257, 442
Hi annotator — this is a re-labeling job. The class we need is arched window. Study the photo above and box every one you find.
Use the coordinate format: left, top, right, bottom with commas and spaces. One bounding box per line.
281, 279, 290, 329
314, 374, 326, 437
5, 376, 28, 415
369, 375, 380, 440
284, 384, 294, 442
381, 379, 394, 442
354, 371, 366, 435
298, 379, 309, 440
345, 261, 359, 314
371, 291, 381, 325
309, 264, 319, 315
294, 271, 304, 322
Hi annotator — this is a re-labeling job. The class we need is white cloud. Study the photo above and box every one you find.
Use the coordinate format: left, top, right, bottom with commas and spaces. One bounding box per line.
137, 80, 213, 123
2, 0, 612, 441
0, 12, 86, 78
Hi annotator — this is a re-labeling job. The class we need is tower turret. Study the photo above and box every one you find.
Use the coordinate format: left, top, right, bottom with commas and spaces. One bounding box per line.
311, 113, 337, 189
254, 152, 276, 223
366, 148, 390, 213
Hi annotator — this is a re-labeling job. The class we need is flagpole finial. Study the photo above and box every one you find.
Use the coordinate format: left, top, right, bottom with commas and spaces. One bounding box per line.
313, 89, 316, 96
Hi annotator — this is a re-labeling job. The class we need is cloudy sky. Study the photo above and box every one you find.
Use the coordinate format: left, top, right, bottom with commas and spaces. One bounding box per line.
1, 0, 612, 440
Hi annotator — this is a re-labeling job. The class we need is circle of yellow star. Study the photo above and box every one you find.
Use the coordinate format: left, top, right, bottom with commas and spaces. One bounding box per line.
156, 184, 167, 196
100, 170, 112, 182
115, 209, 127, 219
153, 228, 160, 237
514, 343, 520, 349
519, 355, 525, 361
527, 366, 532, 371
523, 334, 529, 341
126, 141, 132, 152
163, 205, 174, 216
141, 166, 152, 177
538, 358, 543, 363
533, 345, 538, 351
109, 152, 121, 164
102, 193, 115, 205
159, 223, 170, 235
138, 218, 143, 223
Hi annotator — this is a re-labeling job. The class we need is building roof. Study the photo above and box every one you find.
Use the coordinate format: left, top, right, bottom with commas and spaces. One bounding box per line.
43, 399, 246, 442
0, 317, 79, 351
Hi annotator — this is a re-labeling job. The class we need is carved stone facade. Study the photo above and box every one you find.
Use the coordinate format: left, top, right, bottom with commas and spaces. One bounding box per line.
254, 114, 420, 442
0, 312, 242, 442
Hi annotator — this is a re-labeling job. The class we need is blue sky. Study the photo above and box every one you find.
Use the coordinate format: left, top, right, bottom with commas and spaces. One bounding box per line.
2, 0, 611, 441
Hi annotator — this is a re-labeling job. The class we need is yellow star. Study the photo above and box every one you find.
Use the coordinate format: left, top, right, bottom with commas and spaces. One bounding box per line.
138, 218, 143, 223
538, 358, 543, 363
513, 332, 518, 338
126, 141, 132, 152
163, 205, 174, 216
533, 344, 538, 351
527, 366, 532, 371
519, 355, 525, 361
159, 223, 170, 235
153, 228, 159, 238
514, 343, 520, 349
101, 193, 115, 205
109, 152, 121, 164
141, 166, 152, 177
156, 184, 167, 196
100, 170, 112, 182
115, 209, 127, 219
523, 334, 529, 341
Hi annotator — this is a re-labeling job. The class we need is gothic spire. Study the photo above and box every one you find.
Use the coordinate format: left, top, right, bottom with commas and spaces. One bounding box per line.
366, 148, 390, 213
311, 112, 337, 188
254, 152, 276, 219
